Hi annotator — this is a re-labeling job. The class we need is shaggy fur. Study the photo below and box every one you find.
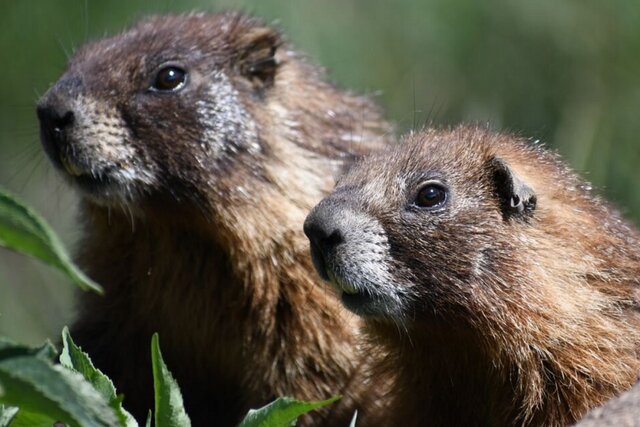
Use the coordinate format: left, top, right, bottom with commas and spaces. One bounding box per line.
306, 125, 640, 426
36, 12, 392, 426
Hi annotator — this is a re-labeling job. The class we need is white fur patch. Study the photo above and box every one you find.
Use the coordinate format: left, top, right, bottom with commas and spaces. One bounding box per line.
196, 72, 260, 156
327, 208, 409, 317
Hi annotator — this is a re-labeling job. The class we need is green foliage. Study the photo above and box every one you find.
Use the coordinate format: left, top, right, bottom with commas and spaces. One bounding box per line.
0, 405, 18, 427
9, 410, 60, 427
60, 327, 137, 427
238, 396, 341, 427
0, 190, 339, 426
0, 332, 340, 427
151, 334, 191, 427
0, 189, 102, 294
0, 338, 118, 426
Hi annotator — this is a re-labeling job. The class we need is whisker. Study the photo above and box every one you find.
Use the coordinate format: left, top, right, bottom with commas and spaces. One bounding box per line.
18, 153, 46, 194
3, 146, 44, 187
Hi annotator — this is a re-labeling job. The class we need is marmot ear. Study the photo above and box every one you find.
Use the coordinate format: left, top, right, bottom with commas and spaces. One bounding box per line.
237, 27, 281, 85
489, 156, 536, 220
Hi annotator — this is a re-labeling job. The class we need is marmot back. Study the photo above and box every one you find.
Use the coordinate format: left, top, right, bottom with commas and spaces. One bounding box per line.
37, 12, 392, 426
305, 125, 640, 426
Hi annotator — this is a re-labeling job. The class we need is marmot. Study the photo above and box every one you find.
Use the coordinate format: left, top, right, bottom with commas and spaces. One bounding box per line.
36, 12, 392, 426
304, 125, 640, 426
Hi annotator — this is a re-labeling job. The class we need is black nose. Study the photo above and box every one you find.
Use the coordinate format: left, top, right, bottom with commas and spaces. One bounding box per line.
304, 204, 345, 253
304, 200, 347, 280
37, 75, 83, 160
37, 103, 75, 163
37, 105, 74, 129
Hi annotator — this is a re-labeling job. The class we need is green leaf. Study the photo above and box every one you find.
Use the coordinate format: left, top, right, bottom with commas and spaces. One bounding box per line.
0, 337, 55, 361
0, 340, 119, 427
60, 327, 137, 427
7, 410, 56, 427
0, 405, 18, 427
0, 188, 102, 293
348, 410, 358, 427
151, 334, 191, 427
145, 411, 152, 427
35, 341, 57, 362
238, 396, 341, 427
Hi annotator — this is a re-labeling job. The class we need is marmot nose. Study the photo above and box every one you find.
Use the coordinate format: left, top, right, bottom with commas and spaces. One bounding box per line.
304, 205, 345, 254
304, 202, 346, 281
36, 103, 75, 163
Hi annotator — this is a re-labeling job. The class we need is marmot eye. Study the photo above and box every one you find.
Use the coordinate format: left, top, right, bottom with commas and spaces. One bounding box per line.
151, 66, 187, 92
414, 182, 448, 209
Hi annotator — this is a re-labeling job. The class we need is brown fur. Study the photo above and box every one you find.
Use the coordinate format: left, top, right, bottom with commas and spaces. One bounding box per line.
36, 12, 392, 426
306, 125, 640, 426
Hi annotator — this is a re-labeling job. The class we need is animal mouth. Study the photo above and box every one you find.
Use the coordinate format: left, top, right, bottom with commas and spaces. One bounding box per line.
327, 269, 359, 295
72, 170, 115, 194
325, 269, 385, 316
54, 152, 113, 192
309, 239, 398, 317
340, 290, 380, 315
49, 150, 128, 201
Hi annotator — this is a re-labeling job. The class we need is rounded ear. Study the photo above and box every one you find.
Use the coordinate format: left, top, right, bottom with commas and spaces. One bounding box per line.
489, 156, 536, 220
236, 26, 281, 86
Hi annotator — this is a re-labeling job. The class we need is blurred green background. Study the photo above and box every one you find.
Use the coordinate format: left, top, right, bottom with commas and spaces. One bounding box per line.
1, 0, 639, 345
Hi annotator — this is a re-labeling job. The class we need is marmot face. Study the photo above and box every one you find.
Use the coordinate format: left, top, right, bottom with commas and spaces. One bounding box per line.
36, 13, 282, 210
305, 127, 640, 426
304, 127, 550, 323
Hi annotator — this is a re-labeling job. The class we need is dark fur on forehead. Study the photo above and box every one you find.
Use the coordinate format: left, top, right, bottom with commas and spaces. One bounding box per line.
71, 12, 281, 71
137, 12, 281, 62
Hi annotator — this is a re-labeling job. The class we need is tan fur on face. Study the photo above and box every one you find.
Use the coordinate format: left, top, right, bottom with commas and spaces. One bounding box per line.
314, 125, 640, 426
61, 96, 158, 203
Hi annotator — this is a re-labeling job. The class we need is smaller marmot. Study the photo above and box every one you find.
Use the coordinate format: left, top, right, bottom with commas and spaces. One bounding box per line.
304, 126, 640, 426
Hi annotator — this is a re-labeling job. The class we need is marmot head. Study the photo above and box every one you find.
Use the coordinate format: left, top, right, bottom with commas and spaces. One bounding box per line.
304, 126, 612, 324
36, 12, 388, 231
306, 125, 640, 426
37, 13, 283, 211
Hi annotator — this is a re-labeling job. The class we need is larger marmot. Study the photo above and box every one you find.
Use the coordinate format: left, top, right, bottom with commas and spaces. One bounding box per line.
37, 12, 392, 426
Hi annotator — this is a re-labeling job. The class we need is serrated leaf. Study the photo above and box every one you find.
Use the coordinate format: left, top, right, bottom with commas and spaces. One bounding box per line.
238, 396, 341, 427
60, 327, 137, 427
35, 341, 57, 362
0, 189, 102, 293
0, 405, 18, 427
0, 346, 119, 427
151, 334, 191, 427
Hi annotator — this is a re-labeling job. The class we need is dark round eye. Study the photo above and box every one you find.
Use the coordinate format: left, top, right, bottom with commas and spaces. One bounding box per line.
151, 66, 187, 92
414, 182, 448, 209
